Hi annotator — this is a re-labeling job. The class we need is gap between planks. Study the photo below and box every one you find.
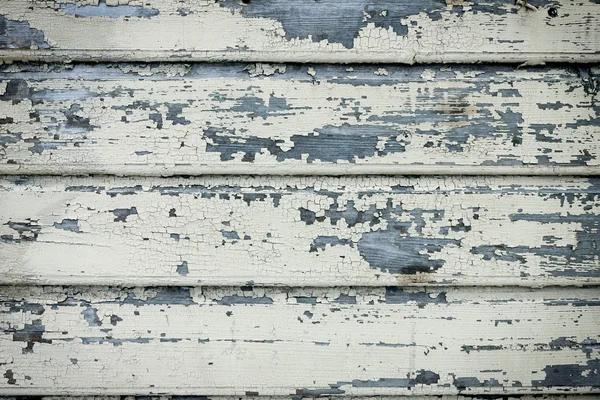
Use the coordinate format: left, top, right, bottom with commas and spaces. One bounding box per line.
2, 167, 600, 177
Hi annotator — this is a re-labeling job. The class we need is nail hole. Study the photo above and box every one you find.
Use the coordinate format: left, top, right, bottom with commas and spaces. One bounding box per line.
241, 0, 251, 4
548, 7, 558, 17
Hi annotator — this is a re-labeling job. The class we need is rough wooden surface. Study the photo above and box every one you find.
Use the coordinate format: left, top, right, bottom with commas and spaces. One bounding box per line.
1, 2, 599, 396
0, 0, 599, 64
0, 64, 598, 176
1, 286, 599, 395
1, 175, 598, 287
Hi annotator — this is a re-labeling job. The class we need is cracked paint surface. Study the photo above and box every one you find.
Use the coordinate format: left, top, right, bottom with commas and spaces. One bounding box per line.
0, 3, 598, 397
0, 64, 598, 175
0, 0, 599, 63
0, 286, 599, 395
0, 175, 598, 287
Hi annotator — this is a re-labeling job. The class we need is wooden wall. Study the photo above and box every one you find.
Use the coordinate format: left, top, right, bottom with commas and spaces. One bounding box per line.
0, 0, 599, 398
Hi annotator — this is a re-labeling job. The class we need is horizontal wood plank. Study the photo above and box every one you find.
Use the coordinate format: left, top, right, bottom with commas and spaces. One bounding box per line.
0, 64, 598, 176
0, 0, 599, 64
1, 175, 598, 287
1, 286, 599, 395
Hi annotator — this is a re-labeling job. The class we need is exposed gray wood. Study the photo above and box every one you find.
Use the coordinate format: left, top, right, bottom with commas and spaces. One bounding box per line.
1, 286, 599, 395
0, 0, 599, 64
0, 64, 598, 176
1, 175, 598, 287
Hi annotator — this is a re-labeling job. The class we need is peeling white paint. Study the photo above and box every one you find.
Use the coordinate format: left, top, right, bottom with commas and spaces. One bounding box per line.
115, 63, 190, 77
244, 63, 287, 77
0, 286, 599, 395
0, 0, 598, 63
0, 64, 597, 176
0, 2, 597, 397
0, 175, 597, 287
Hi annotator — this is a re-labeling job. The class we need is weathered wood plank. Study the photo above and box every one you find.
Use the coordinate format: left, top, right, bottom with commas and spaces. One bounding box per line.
0, 64, 598, 175
1, 175, 598, 287
0, 0, 599, 64
1, 286, 599, 395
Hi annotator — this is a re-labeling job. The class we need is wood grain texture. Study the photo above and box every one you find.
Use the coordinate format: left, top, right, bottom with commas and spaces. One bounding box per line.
0, 64, 598, 176
1, 286, 599, 395
1, 175, 598, 287
0, 0, 599, 64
